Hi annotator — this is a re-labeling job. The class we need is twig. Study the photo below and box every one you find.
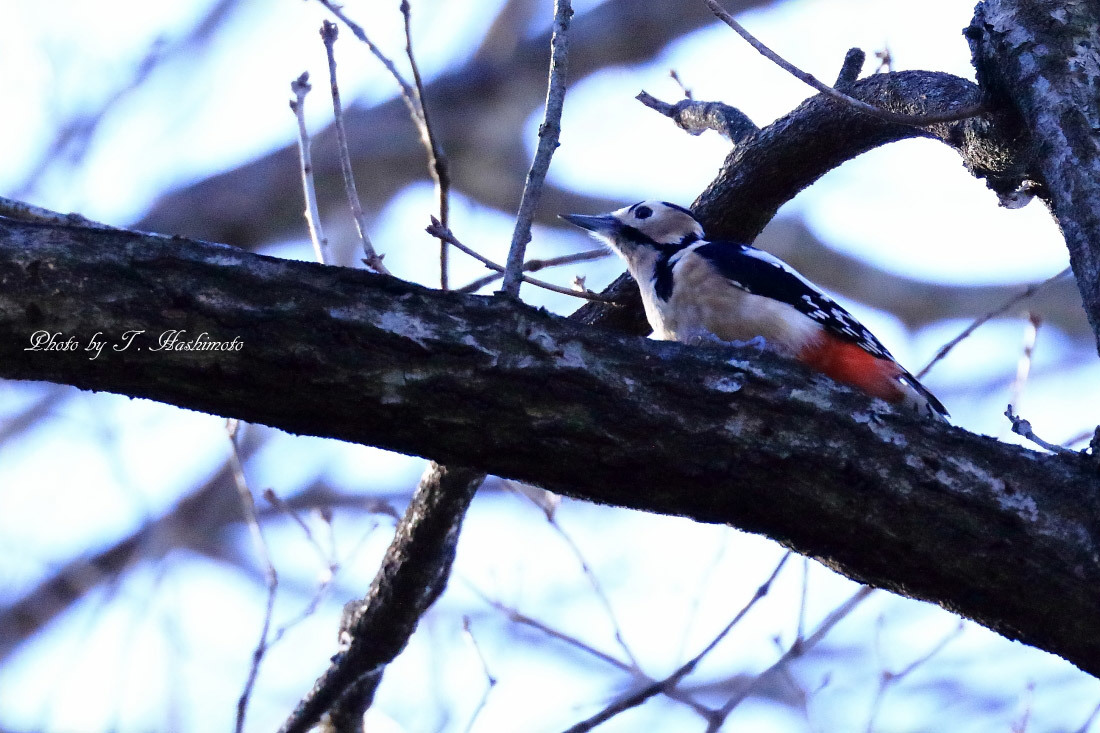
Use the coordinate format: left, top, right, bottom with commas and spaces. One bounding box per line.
457, 248, 608, 293
1065, 427, 1099, 449
428, 219, 617, 303
466, 583, 714, 719
562, 553, 790, 733
263, 488, 333, 571
1012, 682, 1036, 733
11, 0, 240, 199
864, 621, 965, 732
918, 267, 1071, 379
0, 196, 115, 230
289, 73, 329, 264
278, 463, 483, 733
1073, 698, 1100, 733
874, 47, 894, 74
834, 48, 865, 90
506, 480, 639, 668
471, 584, 627, 669
315, 0, 420, 120
227, 420, 279, 733
704, 585, 876, 732
534, 494, 642, 671
795, 557, 810, 643
400, 0, 453, 290
315, 0, 451, 283
701, 0, 983, 126
674, 529, 733, 663
1008, 313, 1041, 413
461, 617, 497, 733
320, 21, 390, 275
669, 69, 693, 99
1004, 405, 1077, 455
500, 0, 573, 297
636, 91, 759, 144
265, 518, 383, 652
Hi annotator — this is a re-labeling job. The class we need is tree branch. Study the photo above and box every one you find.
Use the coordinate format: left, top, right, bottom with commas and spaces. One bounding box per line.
286, 463, 483, 733
688, 70, 1020, 243
135, 0, 745, 247
2, 218, 1099, 678
500, 0, 572, 296
966, 0, 1100, 352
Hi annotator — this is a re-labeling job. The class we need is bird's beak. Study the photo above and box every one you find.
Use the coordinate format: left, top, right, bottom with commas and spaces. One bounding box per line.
560, 213, 618, 235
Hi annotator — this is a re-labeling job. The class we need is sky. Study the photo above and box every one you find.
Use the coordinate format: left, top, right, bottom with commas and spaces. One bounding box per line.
1, 0, 1098, 731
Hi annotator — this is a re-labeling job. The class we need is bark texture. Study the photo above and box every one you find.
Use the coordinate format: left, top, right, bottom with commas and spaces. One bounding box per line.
305, 463, 482, 733
693, 71, 1021, 243
968, 0, 1100, 351
1, 218, 1099, 676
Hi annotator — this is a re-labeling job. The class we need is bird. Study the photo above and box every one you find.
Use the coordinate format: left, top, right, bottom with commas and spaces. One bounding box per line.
562, 200, 947, 420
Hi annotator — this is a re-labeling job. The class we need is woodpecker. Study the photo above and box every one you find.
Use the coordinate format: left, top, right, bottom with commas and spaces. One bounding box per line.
563, 200, 947, 419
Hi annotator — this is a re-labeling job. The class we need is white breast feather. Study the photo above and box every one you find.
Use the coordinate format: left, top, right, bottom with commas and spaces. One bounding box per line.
649, 251, 822, 353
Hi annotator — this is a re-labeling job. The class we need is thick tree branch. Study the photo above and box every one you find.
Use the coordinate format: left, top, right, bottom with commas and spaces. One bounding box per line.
967, 0, 1100, 352
1, 219, 1099, 677
689, 70, 1020, 243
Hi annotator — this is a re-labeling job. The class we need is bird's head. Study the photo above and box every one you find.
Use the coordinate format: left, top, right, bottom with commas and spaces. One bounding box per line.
561, 201, 704, 256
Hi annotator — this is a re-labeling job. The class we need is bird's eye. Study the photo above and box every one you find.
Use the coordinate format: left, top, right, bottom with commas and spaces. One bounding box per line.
635, 205, 653, 219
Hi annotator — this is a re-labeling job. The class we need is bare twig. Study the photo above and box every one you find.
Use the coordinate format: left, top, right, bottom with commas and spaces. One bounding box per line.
0, 196, 115, 230
1073, 698, 1100, 733
500, 0, 573, 297
669, 69, 693, 99
865, 621, 965, 732
701, 0, 983, 126
674, 529, 733, 663
457, 247, 607, 293
265, 518, 382, 653
315, 0, 451, 283
1065, 427, 1099, 450
263, 488, 333, 570
795, 557, 810, 643
562, 553, 790, 733
227, 420, 279, 733
1008, 313, 1041, 411
636, 91, 759, 144
461, 617, 497, 733
278, 463, 483, 733
12, 0, 242, 199
520, 487, 641, 670
874, 47, 894, 74
1012, 682, 1036, 733
467, 583, 714, 719
1004, 405, 1077, 455
704, 585, 876, 732
472, 584, 627, 669
834, 48, 865, 90
428, 219, 617, 303
314, 0, 420, 120
289, 73, 329, 264
400, 0, 453, 289
918, 267, 1071, 379
320, 21, 390, 275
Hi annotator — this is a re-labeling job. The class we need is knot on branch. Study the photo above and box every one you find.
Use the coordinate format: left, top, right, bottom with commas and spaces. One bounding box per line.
636, 91, 758, 145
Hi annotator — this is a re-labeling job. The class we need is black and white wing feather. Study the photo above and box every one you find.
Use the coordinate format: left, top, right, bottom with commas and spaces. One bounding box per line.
693, 241, 895, 360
